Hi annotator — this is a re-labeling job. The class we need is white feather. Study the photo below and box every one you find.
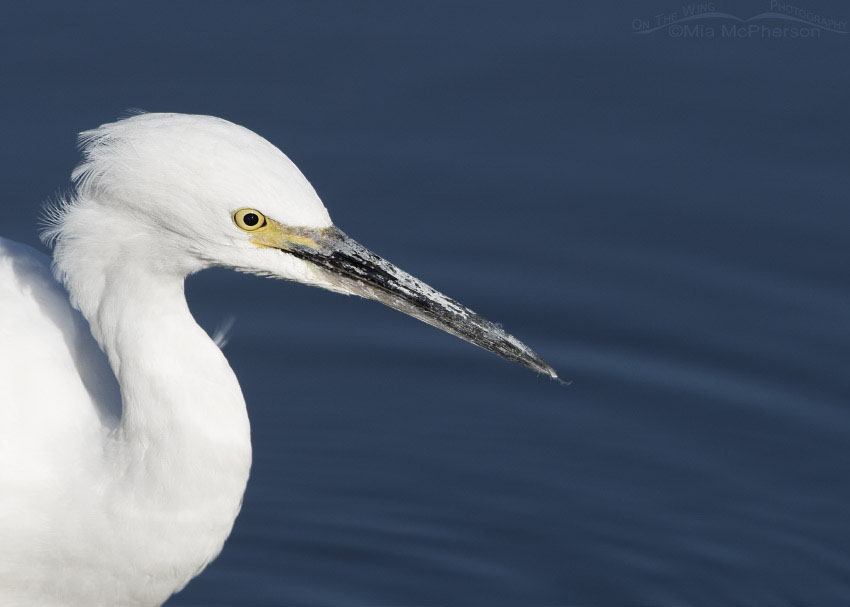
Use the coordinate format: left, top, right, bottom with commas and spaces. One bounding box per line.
0, 113, 335, 606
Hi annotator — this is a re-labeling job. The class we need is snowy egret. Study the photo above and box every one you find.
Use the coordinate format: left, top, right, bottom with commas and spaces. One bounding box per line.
0, 113, 556, 606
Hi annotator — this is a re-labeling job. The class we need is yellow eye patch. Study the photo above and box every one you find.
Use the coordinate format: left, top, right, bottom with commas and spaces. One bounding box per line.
233, 208, 266, 231
241, 213, 320, 250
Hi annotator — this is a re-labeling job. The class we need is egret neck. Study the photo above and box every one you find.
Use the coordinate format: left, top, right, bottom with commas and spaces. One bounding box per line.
55, 215, 252, 596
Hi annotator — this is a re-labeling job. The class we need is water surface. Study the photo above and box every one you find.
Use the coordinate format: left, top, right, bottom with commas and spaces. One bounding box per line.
2, 2, 850, 604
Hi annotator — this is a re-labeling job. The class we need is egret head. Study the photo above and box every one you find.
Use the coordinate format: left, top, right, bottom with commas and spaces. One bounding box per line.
43, 113, 556, 378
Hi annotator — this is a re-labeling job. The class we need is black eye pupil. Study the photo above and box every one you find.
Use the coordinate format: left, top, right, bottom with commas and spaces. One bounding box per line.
243, 213, 259, 227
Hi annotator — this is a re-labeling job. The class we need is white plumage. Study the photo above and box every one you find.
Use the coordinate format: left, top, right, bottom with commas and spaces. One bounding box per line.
0, 113, 555, 606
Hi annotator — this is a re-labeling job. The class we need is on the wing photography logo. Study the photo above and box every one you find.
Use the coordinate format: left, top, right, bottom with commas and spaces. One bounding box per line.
632, 1, 847, 39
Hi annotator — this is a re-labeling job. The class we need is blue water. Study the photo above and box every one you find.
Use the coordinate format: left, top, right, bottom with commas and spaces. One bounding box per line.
3, 1, 850, 604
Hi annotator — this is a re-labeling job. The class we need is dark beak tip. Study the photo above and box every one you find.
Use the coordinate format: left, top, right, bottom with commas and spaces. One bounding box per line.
543, 366, 560, 381
528, 357, 562, 382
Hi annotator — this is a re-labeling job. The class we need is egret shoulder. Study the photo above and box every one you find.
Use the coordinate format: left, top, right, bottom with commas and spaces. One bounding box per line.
0, 237, 119, 450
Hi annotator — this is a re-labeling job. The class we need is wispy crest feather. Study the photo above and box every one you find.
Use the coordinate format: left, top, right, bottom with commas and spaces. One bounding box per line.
39, 191, 76, 248
39, 118, 131, 250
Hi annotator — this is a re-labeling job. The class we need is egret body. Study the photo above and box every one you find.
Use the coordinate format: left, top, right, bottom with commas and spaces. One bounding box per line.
0, 113, 555, 606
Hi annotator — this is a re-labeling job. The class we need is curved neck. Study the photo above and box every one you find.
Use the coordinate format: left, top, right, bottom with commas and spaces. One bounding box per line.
52, 206, 251, 464
102, 266, 252, 538
101, 266, 251, 460
53, 218, 252, 601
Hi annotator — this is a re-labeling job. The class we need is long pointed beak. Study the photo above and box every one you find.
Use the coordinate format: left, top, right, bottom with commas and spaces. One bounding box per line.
254, 223, 558, 379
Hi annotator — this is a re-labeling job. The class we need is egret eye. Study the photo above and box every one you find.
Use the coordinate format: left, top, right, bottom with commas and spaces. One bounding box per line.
233, 208, 266, 231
